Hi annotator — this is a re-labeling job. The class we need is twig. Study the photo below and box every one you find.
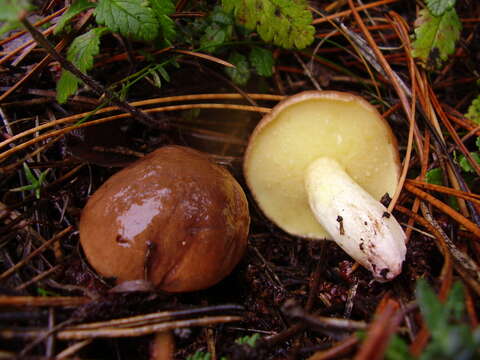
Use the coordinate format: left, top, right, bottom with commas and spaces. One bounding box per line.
18, 14, 157, 128
0, 226, 73, 281
14, 264, 62, 291
69, 304, 243, 330
354, 297, 401, 360
56, 316, 242, 339
311, 0, 399, 24
0, 93, 283, 153
404, 183, 480, 239
0, 296, 89, 307
0, 10, 93, 102
55, 339, 92, 359
0, 103, 271, 162
406, 179, 480, 202
307, 335, 358, 360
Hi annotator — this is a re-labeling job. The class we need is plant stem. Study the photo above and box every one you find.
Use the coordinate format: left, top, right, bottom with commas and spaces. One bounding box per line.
18, 13, 160, 128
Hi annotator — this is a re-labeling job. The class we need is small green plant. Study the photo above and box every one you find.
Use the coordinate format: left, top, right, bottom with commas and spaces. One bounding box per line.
3, 0, 307, 101
10, 163, 50, 199
425, 137, 480, 186
198, 6, 234, 53
222, 0, 315, 50
415, 279, 480, 359
56, 27, 108, 104
37, 287, 60, 296
412, 0, 461, 69
54, 0, 176, 102
190, 4, 276, 85
235, 333, 261, 347
456, 137, 480, 174
466, 95, 480, 125
378, 279, 480, 360
224, 46, 274, 85
425, 167, 443, 185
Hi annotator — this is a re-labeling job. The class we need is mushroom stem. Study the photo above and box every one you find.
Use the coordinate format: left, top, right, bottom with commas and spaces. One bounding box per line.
305, 157, 406, 281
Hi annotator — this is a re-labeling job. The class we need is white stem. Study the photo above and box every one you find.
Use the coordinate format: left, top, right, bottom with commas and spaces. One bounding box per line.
305, 157, 406, 281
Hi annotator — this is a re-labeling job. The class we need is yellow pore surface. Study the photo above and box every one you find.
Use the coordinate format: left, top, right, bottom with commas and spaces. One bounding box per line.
245, 96, 400, 239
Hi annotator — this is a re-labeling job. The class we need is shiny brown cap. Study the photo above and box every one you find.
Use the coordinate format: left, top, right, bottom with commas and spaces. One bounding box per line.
80, 146, 250, 292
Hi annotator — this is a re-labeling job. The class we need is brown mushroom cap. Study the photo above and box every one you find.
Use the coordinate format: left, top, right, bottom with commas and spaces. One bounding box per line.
80, 146, 250, 293
244, 91, 400, 239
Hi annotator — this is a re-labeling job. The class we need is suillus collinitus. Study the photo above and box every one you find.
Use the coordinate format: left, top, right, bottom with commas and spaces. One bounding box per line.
244, 91, 406, 281
80, 146, 250, 292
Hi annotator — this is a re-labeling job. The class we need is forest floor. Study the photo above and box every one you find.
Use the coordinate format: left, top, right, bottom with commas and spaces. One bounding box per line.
0, 0, 479, 359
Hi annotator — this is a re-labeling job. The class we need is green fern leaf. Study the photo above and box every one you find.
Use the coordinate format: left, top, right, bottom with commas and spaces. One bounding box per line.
95, 0, 159, 41
57, 27, 107, 103
149, 0, 176, 44
222, 0, 314, 49
412, 7, 461, 70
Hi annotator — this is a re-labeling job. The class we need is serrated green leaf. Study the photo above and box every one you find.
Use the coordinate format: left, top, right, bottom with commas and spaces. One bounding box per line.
249, 47, 274, 77
200, 23, 228, 52
426, 0, 456, 16
458, 152, 480, 173
95, 0, 159, 41
412, 8, 461, 70
55, 0, 96, 34
425, 167, 443, 185
199, 6, 232, 53
225, 52, 250, 86
149, 0, 176, 44
68, 28, 107, 71
0, 0, 32, 21
56, 28, 106, 103
57, 71, 79, 104
466, 95, 480, 125
223, 0, 314, 49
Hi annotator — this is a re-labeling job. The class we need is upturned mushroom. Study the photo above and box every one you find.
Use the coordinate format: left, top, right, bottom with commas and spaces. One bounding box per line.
244, 91, 406, 281
80, 146, 250, 292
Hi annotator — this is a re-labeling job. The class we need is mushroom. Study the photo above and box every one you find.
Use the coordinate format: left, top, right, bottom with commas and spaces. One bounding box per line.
80, 145, 250, 292
244, 91, 406, 281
